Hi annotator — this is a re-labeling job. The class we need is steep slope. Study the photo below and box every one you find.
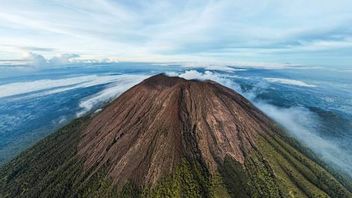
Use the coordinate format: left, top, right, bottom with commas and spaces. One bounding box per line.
78, 74, 261, 187
1, 74, 351, 198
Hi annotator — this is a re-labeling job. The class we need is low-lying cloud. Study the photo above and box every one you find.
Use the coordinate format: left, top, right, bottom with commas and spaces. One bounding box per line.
179, 70, 222, 81
168, 70, 242, 91
255, 102, 352, 176
76, 74, 149, 117
264, 77, 317, 87
0, 75, 122, 98
24, 52, 80, 67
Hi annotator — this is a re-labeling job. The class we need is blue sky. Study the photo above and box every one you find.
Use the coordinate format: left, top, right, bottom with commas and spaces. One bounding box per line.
0, 0, 352, 67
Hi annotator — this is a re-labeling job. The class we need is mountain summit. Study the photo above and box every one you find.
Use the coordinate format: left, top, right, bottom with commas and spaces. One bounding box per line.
79, 74, 260, 187
1, 74, 351, 197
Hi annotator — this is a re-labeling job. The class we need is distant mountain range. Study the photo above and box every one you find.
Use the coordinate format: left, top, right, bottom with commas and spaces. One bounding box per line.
1, 74, 351, 197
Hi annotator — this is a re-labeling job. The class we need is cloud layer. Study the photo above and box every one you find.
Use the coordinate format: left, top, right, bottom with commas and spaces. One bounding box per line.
0, 0, 352, 66
0, 74, 142, 99
264, 77, 317, 87
256, 102, 352, 176
76, 74, 148, 116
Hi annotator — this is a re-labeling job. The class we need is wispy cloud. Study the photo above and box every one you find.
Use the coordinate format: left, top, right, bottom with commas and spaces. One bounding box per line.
76, 74, 148, 116
0, 74, 124, 98
264, 78, 317, 87
0, 0, 352, 66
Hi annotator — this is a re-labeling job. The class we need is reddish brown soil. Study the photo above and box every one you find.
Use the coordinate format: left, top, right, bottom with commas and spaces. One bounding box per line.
78, 74, 276, 187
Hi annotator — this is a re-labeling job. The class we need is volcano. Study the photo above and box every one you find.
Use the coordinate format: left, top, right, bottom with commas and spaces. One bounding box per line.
1, 74, 351, 197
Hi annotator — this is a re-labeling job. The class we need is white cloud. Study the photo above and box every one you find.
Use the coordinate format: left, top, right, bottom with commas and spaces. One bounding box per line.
49, 53, 80, 65
169, 70, 229, 86
23, 52, 48, 66
0, 74, 134, 98
0, 0, 351, 65
264, 77, 317, 87
21, 52, 81, 66
255, 102, 352, 176
76, 74, 149, 116
168, 70, 242, 92
179, 70, 219, 81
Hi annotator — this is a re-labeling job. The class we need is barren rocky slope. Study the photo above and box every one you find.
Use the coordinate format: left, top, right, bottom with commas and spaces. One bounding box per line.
1, 74, 351, 197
